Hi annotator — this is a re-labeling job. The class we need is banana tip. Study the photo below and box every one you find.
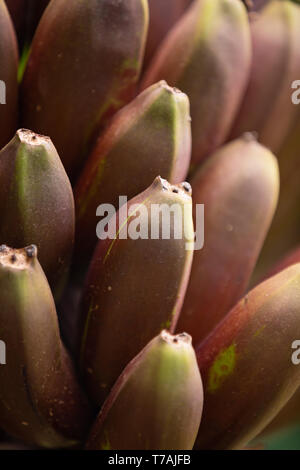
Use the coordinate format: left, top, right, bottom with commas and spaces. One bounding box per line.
153, 176, 192, 198
16, 129, 51, 146
0, 245, 38, 269
160, 330, 192, 346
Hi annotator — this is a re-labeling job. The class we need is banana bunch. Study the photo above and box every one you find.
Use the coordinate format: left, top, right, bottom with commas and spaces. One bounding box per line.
0, 0, 300, 450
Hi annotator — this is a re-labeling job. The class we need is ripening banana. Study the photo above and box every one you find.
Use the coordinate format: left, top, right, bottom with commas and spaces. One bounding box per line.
0, 129, 75, 300
142, 0, 252, 165
177, 134, 279, 345
195, 264, 300, 449
230, 0, 300, 154
74, 81, 191, 265
0, 245, 92, 448
21, 0, 149, 180
80, 176, 194, 407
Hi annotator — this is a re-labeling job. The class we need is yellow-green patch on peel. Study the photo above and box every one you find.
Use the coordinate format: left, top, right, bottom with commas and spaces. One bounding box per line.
207, 344, 237, 393
195, 263, 300, 450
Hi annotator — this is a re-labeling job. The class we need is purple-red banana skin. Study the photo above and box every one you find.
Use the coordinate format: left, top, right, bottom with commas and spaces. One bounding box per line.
86, 331, 203, 450
74, 81, 191, 265
0, 130, 75, 300
21, 0, 149, 181
80, 177, 194, 407
176, 135, 279, 345
0, 1, 18, 149
229, 0, 300, 154
194, 264, 300, 450
144, 0, 191, 68
0, 246, 92, 448
141, 0, 252, 165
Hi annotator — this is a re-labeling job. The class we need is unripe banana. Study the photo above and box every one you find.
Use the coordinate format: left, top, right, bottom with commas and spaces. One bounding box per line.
86, 331, 203, 450
80, 176, 194, 407
0, 245, 92, 448
177, 134, 279, 345
141, 0, 252, 165
0, 0, 18, 148
195, 264, 300, 450
74, 81, 191, 265
144, 0, 191, 68
0, 129, 75, 300
229, 0, 300, 154
21, 0, 149, 180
